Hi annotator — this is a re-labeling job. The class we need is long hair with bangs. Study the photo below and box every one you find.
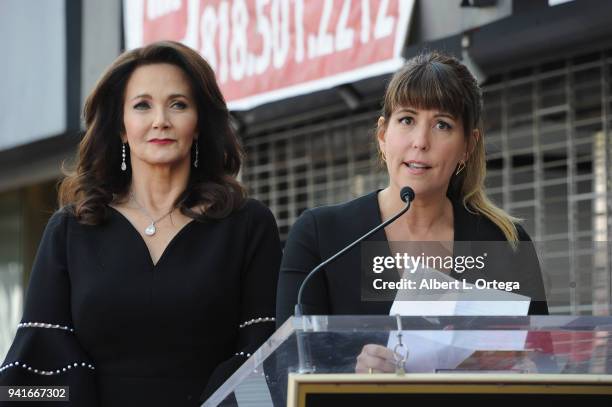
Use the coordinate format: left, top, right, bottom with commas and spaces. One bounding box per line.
378, 51, 521, 242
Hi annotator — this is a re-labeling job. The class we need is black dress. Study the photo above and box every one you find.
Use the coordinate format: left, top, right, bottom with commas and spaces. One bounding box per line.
276, 190, 549, 326
0, 199, 282, 406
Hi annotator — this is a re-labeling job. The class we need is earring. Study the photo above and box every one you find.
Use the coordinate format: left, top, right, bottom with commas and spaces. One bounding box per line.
193, 141, 199, 168
121, 143, 127, 171
455, 160, 466, 176
380, 150, 386, 163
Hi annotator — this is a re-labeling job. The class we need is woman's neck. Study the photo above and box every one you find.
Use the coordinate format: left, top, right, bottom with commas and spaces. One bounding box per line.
127, 160, 190, 215
378, 186, 453, 239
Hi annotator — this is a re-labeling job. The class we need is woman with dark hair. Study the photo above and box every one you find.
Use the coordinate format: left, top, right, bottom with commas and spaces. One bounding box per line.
276, 51, 548, 372
0, 41, 281, 406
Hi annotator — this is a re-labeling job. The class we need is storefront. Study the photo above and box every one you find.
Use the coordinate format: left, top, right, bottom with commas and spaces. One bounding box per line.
235, 0, 612, 314
2, 0, 611, 360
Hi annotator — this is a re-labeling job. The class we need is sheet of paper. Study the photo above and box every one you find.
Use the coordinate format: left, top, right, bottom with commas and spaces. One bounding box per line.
386, 267, 530, 372
389, 267, 531, 315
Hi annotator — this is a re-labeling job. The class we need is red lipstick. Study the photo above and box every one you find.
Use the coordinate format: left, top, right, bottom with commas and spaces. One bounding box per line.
149, 139, 174, 145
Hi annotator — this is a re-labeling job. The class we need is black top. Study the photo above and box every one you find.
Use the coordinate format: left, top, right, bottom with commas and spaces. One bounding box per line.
0, 199, 282, 407
276, 190, 548, 326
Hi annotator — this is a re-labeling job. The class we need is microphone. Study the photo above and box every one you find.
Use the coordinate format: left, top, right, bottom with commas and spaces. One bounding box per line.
294, 186, 415, 317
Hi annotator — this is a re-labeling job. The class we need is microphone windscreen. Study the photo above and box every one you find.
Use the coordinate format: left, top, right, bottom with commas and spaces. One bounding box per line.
400, 186, 415, 203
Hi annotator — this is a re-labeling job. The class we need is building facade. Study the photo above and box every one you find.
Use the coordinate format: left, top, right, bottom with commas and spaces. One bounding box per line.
1, 0, 611, 358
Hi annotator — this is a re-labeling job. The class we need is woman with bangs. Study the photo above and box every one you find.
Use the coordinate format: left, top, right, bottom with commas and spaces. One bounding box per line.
276, 51, 548, 373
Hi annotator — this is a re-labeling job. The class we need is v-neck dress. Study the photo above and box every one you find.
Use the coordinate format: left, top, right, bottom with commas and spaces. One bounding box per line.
276, 190, 549, 326
0, 199, 282, 406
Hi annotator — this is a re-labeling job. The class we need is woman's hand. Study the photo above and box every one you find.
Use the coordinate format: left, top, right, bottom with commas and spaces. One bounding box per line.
355, 344, 398, 373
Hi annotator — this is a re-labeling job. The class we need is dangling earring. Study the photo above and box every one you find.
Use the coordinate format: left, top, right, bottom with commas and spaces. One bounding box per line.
121, 143, 127, 171
193, 140, 199, 168
455, 160, 466, 176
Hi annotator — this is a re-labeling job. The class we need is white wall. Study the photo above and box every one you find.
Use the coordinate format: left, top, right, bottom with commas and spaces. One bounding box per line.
0, 0, 66, 151
81, 0, 122, 115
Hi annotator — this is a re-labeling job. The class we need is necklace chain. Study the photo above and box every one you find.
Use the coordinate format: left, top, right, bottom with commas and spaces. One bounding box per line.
129, 192, 174, 236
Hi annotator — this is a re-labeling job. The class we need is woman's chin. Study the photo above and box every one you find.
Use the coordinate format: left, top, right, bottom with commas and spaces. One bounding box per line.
138, 156, 191, 169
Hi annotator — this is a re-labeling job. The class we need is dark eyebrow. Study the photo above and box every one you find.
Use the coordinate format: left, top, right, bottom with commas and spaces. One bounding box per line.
397, 108, 456, 120
130, 93, 190, 101
397, 108, 418, 115
131, 94, 151, 101
434, 113, 456, 120
168, 93, 190, 100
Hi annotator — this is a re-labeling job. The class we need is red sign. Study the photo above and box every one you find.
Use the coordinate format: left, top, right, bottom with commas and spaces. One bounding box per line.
124, 0, 414, 110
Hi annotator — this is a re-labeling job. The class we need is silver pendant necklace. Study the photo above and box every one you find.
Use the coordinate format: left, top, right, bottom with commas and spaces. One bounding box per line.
130, 192, 174, 236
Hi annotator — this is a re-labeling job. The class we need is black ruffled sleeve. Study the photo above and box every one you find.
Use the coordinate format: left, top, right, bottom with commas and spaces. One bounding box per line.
0, 209, 98, 406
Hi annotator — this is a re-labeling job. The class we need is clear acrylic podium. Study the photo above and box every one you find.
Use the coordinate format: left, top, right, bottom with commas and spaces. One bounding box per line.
202, 316, 612, 406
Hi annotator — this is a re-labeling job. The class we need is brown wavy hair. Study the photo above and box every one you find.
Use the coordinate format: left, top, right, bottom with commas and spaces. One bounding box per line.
377, 51, 521, 242
59, 41, 246, 224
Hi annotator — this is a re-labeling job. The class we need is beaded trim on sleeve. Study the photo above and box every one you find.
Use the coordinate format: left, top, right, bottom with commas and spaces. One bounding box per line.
0, 322, 93, 376
238, 317, 275, 329
0, 361, 95, 376
18, 322, 75, 333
